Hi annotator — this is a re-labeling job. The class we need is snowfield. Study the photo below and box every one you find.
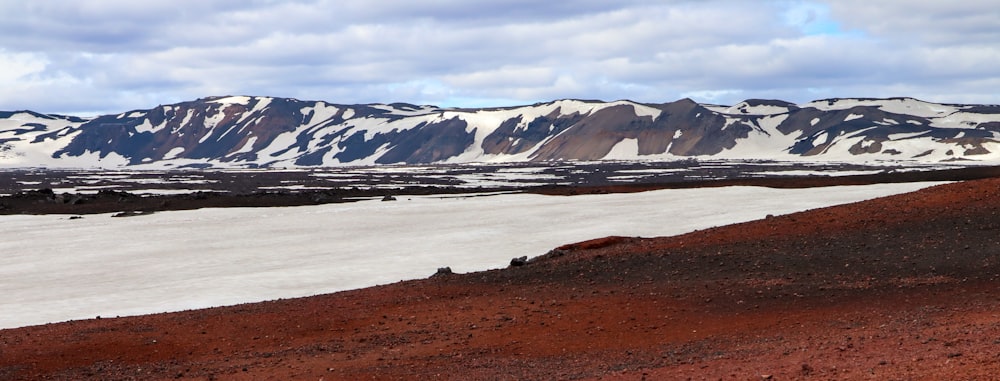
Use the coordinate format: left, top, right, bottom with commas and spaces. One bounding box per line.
0, 182, 943, 329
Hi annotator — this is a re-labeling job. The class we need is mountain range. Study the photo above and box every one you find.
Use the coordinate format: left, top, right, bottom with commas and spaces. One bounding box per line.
2, 96, 999, 168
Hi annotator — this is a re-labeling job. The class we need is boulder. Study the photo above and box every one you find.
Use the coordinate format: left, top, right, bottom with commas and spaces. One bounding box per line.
510, 256, 529, 267
432, 267, 453, 277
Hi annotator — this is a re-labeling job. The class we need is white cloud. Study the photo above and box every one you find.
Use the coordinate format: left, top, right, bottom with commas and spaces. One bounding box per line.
825, 0, 1000, 46
0, 51, 48, 84
0, 0, 998, 114
442, 66, 556, 88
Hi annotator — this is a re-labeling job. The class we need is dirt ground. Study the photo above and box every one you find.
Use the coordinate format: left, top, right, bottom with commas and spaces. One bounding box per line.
3, 176, 1000, 380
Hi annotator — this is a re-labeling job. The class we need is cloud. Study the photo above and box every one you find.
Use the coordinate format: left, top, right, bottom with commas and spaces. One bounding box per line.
0, 0, 997, 115
0, 51, 48, 84
825, 0, 1000, 45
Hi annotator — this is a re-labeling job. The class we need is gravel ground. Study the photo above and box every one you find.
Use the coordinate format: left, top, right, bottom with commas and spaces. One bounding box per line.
3, 171, 1000, 380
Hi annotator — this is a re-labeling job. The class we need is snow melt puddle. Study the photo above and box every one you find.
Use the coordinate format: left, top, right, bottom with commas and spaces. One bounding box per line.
0, 182, 943, 329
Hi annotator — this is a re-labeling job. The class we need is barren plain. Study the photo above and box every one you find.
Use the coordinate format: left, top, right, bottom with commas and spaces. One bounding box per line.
2, 163, 1000, 380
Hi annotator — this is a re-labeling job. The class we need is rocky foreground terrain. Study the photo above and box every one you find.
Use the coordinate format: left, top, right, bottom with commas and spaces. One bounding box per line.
4, 174, 1000, 379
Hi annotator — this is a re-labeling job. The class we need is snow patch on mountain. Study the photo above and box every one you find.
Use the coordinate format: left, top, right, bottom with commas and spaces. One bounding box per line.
712, 100, 794, 115
2, 96, 1000, 168
163, 147, 185, 160
932, 111, 1000, 129
803, 97, 961, 116
604, 138, 640, 159
209, 95, 252, 105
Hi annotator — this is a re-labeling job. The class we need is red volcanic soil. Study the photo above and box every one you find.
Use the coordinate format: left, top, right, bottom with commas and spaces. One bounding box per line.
5, 179, 1000, 380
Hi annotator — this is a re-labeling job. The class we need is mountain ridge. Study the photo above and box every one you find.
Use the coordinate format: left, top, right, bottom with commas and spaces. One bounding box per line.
2, 96, 999, 168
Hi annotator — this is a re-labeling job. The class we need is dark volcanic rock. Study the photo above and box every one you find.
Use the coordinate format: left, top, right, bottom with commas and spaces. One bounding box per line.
4, 96, 1000, 167
509, 256, 528, 267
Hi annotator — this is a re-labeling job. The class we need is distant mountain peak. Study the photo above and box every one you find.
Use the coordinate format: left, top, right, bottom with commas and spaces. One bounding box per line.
1, 96, 999, 168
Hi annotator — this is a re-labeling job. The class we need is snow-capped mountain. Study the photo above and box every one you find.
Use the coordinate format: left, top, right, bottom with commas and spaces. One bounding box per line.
2, 96, 999, 168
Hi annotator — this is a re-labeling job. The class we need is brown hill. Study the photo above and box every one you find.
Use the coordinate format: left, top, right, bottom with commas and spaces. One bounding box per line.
4, 178, 1000, 380
5, 96, 1000, 168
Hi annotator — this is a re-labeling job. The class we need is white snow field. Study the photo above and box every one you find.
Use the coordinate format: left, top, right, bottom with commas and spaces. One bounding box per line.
0, 182, 943, 329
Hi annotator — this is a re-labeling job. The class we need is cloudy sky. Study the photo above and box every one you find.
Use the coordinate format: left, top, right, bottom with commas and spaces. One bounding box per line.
2, 0, 998, 115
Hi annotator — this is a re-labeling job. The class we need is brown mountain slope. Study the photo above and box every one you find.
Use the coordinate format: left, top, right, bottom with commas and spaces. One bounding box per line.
3, 179, 1000, 380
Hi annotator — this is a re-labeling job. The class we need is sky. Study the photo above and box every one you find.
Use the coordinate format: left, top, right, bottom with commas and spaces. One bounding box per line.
1, 0, 998, 115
